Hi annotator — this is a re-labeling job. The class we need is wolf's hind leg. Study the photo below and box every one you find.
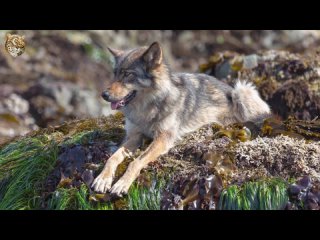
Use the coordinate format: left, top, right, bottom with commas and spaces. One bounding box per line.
110, 131, 174, 196
92, 133, 143, 193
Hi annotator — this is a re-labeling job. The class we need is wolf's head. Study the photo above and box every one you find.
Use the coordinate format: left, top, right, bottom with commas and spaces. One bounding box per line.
102, 42, 168, 110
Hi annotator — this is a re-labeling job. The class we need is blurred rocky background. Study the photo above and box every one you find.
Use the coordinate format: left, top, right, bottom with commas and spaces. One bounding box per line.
1, 30, 320, 144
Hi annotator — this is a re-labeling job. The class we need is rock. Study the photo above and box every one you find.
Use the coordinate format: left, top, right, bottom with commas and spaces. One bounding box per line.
22, 78, 112, 127
289, 184, 303, 197
0, 31, 115, 142
268, 79, 320, 120
200, 50, 320, 120
161, 174, 223, 210
45, 139, 113, 192
233, 135, 320, 183
288, 176, 320, 210
243, 54, 259, 69
81, 169, 94, 188
1, 112, 320, 210
0, 90, 38, 143
298, 176, 312, 189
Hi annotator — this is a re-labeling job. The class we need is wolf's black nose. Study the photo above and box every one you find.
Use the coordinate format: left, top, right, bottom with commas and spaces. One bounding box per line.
101, 91, 110, 101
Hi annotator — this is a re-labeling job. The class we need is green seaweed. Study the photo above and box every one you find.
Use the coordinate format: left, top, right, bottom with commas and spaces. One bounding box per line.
218, 178, 289, 210
1, 113, 311, 210
47, 176, 165, 210
0, 136, 59, 210
0, 115, 128, 210
0, 115, 124, 210
128, 178, 165, 210
261, 117, 320, 141
47, 184, 113, 210
0, 113, 20, 124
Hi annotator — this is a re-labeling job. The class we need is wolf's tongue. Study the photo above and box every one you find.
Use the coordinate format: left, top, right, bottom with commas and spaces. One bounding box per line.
111, 100, 124, 110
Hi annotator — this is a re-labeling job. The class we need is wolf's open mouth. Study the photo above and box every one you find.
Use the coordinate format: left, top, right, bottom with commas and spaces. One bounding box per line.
110, 91, 137, 110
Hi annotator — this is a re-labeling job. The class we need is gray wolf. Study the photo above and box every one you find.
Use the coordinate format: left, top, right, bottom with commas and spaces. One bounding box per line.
91, 42, 271, 196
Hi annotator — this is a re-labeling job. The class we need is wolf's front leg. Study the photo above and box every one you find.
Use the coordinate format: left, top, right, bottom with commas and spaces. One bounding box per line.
92, 133, 143, 193
110, 131, 174, 196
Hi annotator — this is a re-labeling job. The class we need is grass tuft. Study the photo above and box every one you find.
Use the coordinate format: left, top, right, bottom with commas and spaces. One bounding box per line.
128, 178, 165, 210
218, 178, 289, 210
0, 136, 59, 210
47, 184, 113, 210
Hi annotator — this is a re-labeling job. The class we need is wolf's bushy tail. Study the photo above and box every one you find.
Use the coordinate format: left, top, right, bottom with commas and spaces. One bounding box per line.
231, 81, 271, 122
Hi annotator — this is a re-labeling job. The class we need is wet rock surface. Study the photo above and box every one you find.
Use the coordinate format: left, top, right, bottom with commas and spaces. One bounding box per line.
1, 114, 320, 210
153, 117, 320, 210
161, 174, 223, 210
45, 142, 113, 193
287, 176, 320, 210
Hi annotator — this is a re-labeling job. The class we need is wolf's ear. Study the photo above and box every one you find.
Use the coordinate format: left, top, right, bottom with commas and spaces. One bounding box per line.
142, 42, 163, 69
107, 47, 124, 58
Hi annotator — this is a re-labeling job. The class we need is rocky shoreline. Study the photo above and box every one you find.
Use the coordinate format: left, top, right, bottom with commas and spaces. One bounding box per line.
1, 30, 320, 210
1, 113, 319, 210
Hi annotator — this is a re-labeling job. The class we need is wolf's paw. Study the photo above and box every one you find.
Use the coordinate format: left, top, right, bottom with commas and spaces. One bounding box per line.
91, 174, 113, 193
110, 179, 131, 197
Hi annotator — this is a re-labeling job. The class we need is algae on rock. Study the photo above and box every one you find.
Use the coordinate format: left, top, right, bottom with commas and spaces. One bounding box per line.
1, 112, 320, 210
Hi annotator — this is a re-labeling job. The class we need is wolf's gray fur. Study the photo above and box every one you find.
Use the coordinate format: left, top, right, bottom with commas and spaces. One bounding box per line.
92, 42, 271, 196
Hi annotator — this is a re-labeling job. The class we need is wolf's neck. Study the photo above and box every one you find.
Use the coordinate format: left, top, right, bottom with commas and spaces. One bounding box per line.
152, 64, 180, 100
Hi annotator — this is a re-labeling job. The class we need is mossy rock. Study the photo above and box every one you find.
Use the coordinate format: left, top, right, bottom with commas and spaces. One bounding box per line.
1, 114, 320, 210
